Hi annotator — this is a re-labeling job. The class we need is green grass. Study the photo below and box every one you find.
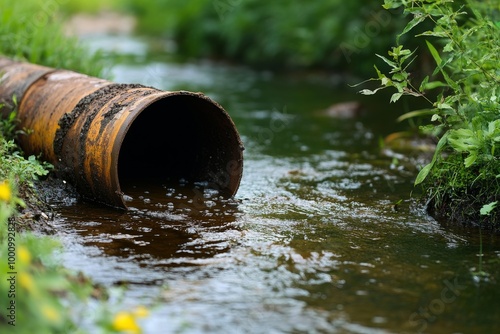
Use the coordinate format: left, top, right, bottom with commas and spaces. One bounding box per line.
57, 0, 121, 15
0, 0, 107, 76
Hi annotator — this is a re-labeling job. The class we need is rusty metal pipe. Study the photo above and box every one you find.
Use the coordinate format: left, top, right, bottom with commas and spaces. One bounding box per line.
0, 57, 244, 209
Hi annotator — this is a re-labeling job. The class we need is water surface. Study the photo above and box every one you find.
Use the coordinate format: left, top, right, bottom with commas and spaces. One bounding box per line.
50, 35, 500, 334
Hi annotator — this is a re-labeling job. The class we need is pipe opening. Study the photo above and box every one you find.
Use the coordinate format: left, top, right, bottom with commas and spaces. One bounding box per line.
118, 94, 242, 199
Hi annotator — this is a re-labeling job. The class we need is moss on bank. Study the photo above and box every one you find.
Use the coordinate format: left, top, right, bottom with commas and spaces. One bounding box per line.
424, 155, 500, 228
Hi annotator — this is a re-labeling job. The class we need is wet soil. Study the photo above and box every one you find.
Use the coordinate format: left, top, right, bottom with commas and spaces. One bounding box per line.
13, 178, 72, 234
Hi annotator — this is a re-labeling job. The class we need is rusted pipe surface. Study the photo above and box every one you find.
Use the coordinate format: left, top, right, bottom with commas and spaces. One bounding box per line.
0, 57, 244, 209
0, 58, 56, 115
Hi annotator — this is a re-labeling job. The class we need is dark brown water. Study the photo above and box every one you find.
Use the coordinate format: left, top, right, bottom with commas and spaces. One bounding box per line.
49, 35, 500, 333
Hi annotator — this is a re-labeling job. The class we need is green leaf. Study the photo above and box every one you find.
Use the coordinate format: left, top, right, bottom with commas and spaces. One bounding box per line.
392, 72, 408, 82
425, 40, 442, 66
480, 201, 497, 216
373, 66, 392, 86
390, 92, 403, 103
448, 128, 478, 153
389, 45, 411, 57
359, 87, 386, 95
437, 103, 454, 110
398, 15, 426, 42
381, 77, 392, 86
443, 42, 454, 52
359, 89, 376, 95
440, 69, 460, 91
431, 114, 441, 122
464, 153, 477, 167
487, 120, 500, 137
417, 31, 447, 38
415, 132, 449, 185
376, 54, 398, 68
419, 76, 429, 92
382, 0, 404, 10
422, 80, 447, 90
414, 162, 433, 186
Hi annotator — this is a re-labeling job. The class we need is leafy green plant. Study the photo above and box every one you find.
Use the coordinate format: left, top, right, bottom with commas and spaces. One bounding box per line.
360, 0, 500, 226
0, 107, 18, 140
1, 105, 51, 186
0, 141, 51, 187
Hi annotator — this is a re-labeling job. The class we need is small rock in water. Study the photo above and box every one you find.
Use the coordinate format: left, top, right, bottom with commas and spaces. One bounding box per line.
123, 194, 133, 202
323, 101, 364, 119
205, 200, 216, 208
203, 188, 219, 198
194, 181, 209, 187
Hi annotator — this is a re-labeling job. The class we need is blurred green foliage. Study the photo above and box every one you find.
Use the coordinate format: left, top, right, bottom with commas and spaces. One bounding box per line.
122, 0, 410, 74
0, 0, 106, 77
18, 0, 422, 76
58, 0, 120, 14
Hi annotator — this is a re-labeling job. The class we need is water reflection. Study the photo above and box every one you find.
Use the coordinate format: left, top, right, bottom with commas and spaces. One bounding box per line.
51, 181, 242, 265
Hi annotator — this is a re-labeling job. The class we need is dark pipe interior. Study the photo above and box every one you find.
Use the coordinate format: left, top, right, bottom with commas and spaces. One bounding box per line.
118, 95, 240, 195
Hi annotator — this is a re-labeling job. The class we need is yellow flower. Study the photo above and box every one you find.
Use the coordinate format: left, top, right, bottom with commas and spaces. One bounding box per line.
113, 311, 141, 334
0, 181, 11, 202
133, 306, 149, 318
19, 272, 35, 293
42, 305, 61, 323
18, 246, 32, 265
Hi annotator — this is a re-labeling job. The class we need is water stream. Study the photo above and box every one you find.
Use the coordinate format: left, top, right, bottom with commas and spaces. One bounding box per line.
48, 35, 500, 333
